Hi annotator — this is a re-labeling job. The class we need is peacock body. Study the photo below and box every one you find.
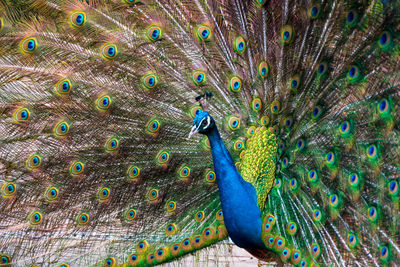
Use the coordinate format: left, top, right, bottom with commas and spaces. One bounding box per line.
0, 0, 400, 266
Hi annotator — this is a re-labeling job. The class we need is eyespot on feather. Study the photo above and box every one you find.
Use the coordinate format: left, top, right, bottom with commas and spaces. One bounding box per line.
128, 253, 140, 266
280, 248, 291, 261
155, 247, 169, 262
216, 209, 223, 221
123, 0, 138, 5
127, 165, 140, 181
146, 253, 155, 264
258, 61, 269, 79
55, 78, 72, 95
283, 116, 293, 129
166, 200, 176, 212
379, 245, 390, 261
20, 36, 37, 54
265, 235, 275, 248
13, 107, 30, 123
28, 210, 43, 226
147, 188, 159, 202
308, 170, 319, 183
274, 236, 285, 251
377, 98, 391, 117
105, 137, 119, 152
367, 206, 378, 222
346, 10, 358, 27
177, 165, 191, 180
142, 73, 158, 89
69, 161, 84, 176
97, 187, 110, 202
205, 170, 216, 184
366, 144, 378, 160
2, 182, 16, 198
233, 139, 245, 152
53, 121, 70, 137
311, 243, 321, 258
339, 120, 352, 137
196, 25, 211, 41
170, 243, 181, 256
194, 211, 205, 222
347, 65, 361, 83
329, 194, 339, 208
181, 237, 193, 251
289, 178, 298, 191
124, 208, 136, 221
201, 136, 211, 151
227, 116, 241, 130
96, 95, 112, 111
388, 180, 399, 197
252, 98, 262, 112
256, 0, 267, 7
312, 208, 324, 223
233, 36, 247, 54
76, 212, 90, 226
311, 105, 322, 120
247, 126, 256, 136
270, 100, 281, 114
202, 227, 217, 241
146, 25, 162, 42
192, 70, 207, 86
189, 105, 202, 119
259, 116, 269, 127
44, 186, 59, 202
309, 4, 321, 20
274, 179, 281, 190
165, 223, 178, 236
136, 240, 149, 253
289, 74, 301, 92
291, 250, 301, 265
0, 254, 11, 265
229, 76, 243, 92
316, 62, 328, 76
286, 222, 297, 235
26, 154, 41, 170
325, 151, 336, 166
100, 43, 118, 60
69, 11, 86, 28
281, 157, 289, 169
156, 150, 170, 165
281, 25, 294, 44
378, 31, 392, 51
347, 232, 358, 248
296, 138, 306, 151
104, 257, 116, 267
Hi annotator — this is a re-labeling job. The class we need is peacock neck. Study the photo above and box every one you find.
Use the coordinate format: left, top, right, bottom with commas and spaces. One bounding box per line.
206, 126, 234, 166
206, 126, 265, 249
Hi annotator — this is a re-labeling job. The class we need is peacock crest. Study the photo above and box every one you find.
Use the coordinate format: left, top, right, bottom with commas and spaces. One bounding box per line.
0, 0, 399, 266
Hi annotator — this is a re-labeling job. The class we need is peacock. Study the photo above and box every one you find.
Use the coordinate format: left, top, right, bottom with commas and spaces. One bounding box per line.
0, 0, 399, 266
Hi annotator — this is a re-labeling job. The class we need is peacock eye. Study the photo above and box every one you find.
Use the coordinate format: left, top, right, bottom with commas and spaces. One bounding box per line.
202, 120, 207, 126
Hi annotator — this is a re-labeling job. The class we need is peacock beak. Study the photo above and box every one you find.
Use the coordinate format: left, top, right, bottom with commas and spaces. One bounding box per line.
188, 125, 199, 138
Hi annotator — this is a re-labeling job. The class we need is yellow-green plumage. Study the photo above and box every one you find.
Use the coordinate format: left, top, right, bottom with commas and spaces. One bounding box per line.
0, 0, 400, 266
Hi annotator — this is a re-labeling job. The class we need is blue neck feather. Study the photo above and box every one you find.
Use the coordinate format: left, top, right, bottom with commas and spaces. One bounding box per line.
206, 126, 265, 249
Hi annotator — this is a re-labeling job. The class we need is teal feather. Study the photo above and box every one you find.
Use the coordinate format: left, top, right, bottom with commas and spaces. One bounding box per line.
0, 0, 400, 266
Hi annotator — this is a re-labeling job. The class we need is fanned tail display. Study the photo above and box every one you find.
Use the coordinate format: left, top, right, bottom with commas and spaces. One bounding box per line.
0, 0, 399, 266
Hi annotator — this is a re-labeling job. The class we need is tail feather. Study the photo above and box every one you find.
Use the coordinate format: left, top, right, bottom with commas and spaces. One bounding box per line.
1, 0, 400, 266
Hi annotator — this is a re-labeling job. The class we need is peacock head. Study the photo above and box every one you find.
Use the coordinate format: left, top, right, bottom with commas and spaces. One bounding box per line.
189, 111, 215, 138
